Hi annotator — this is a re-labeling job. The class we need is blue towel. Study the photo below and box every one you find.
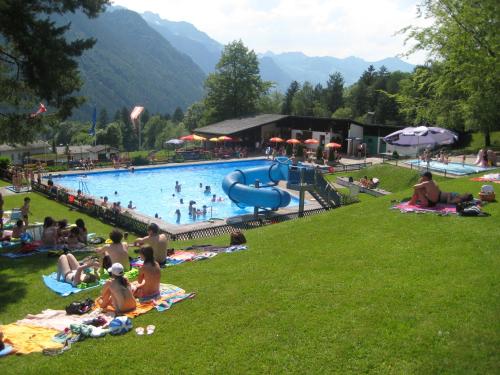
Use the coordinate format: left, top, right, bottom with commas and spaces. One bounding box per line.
42, 272, 103, 297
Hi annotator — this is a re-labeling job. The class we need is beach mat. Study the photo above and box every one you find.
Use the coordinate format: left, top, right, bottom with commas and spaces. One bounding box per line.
470, 173, 500, 183
393, 201, 457, 214
42, 272, 104, 297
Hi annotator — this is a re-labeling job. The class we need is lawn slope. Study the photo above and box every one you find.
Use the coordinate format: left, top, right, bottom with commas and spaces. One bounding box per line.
0, 167, 498, 374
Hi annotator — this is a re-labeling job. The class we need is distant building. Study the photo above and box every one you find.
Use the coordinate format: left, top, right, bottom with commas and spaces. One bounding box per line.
195, 114, 402, 155
55, 145, 94, 161
88, 145, 120, 161
0, 141, 50, 164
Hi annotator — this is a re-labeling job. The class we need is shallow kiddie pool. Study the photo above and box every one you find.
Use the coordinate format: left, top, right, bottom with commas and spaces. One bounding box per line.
404, 159, 494, 176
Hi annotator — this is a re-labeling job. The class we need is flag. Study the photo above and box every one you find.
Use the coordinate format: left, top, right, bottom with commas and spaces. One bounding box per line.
89, 106, 97, 136
30, 103, 47, 118
130, 106, 144, 122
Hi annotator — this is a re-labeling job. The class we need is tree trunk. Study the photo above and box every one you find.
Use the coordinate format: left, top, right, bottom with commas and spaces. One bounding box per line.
484, 128, 491, 147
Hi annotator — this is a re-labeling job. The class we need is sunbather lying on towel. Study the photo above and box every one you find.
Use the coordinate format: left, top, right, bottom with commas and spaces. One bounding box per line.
56, 253, 100, 286
409, 172, 441, 207
97, 263, 136, 314
438, 192, 473, 205
132, 247, 161, 300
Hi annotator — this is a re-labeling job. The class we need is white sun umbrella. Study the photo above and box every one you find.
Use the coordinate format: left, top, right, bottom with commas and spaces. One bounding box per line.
383, 126, 458, 147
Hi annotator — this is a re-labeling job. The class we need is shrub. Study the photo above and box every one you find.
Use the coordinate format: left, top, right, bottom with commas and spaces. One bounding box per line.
296, 144, 304, 158
132, 155, 150, 166
328, 149, 335, 162
392, 150, 399, 160
286, 143, 293, 156
316, 146, 324, 160
0, 157, 10, 170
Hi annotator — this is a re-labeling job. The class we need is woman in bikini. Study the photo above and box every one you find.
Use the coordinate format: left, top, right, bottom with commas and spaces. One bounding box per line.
132, 246, 161, 300
56, 253, 99, 286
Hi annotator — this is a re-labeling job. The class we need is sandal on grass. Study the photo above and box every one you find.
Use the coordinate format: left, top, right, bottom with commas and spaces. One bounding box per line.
135, 327, 144, 336
146, 325, 156, 335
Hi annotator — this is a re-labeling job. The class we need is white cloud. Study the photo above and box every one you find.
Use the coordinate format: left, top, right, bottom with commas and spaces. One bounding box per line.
112, 0, 428, 64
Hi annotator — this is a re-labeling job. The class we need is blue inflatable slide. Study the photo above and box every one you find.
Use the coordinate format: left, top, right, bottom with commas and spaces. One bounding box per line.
222, 157, 292, 210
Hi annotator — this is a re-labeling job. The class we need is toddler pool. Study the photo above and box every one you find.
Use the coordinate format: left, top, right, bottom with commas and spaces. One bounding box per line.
49, 160, 300, 225
404, 159, 494, 176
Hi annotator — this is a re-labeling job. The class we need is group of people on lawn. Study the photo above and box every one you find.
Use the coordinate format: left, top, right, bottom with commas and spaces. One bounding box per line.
410, 171, 472, 207
57, 222, 168, 314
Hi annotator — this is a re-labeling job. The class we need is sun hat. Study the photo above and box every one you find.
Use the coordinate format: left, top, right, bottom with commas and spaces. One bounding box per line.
108, 263, 124, 277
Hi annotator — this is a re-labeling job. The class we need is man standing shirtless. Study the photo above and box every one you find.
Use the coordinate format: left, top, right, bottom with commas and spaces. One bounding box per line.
409, 172, 441, 207
134, 223, 168, 266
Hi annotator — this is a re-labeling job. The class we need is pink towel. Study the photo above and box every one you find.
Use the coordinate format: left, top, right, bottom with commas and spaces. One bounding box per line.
393, 201, 457, 214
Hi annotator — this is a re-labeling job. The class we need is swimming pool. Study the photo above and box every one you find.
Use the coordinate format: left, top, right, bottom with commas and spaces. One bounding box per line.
50, 160, 300, 225
404, 159, 493, 175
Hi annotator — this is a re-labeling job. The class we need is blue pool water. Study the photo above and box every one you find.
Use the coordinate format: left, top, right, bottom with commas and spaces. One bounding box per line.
404, 159, 493, 175
50, 160, 300, 224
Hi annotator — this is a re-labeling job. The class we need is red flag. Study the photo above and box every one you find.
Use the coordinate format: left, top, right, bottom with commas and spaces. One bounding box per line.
30, 103, 47, 118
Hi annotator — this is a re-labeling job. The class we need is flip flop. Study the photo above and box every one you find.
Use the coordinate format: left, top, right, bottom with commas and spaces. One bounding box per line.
146, 325, 156, 335
135, 327, 144, 336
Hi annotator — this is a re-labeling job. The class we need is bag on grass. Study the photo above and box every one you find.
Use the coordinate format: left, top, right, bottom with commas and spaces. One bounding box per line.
65, 298, 94, 315
456, 203, 489, 217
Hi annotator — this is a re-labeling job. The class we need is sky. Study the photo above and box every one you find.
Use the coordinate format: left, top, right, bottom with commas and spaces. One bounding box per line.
112, 0, 428, 64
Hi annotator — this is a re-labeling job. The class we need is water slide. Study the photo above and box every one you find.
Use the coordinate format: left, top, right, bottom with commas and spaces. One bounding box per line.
222, 157, 291, 210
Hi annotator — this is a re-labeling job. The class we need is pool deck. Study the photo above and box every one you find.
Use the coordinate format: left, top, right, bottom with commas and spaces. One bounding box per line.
48, 157, 324, 235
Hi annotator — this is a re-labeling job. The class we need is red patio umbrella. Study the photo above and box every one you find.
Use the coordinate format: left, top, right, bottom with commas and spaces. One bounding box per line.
304, 138, 319, 145
218, 136, 233, 142
286, 139, 301, 144
325, 142, 342, 148
269, 137, 284, 143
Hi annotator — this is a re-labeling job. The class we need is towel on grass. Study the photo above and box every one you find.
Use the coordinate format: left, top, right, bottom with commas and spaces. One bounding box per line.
16, 309, 112, 332
0, 324, 63, 355
392, 201, 457, 214
42, 272, 104, 297
470, 173, 500, 183
94, 284, 194, 318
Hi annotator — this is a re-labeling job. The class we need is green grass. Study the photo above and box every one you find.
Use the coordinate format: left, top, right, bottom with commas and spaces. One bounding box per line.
464, 131, 500, 152
0, 165, 499, 374
327, 163, 448, 193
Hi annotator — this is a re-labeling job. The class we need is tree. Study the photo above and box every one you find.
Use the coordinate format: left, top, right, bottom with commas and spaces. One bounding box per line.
291, 82, 315, 116
121, 120, 138, 152
172, 107, 184, 123
257, 91, 284, 114
142, 116, 168, 149
98, 108, 109, 129
183, 102, 206, 132
204, 40, 270, 122
0, 0, 109, 143
402, 0, 500, 145
282, 81, 300, 115
325, 73, 345, 113
96, 121, 122, 149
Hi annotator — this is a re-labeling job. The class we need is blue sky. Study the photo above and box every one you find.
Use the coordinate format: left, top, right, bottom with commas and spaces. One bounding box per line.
113, 0, 428, 64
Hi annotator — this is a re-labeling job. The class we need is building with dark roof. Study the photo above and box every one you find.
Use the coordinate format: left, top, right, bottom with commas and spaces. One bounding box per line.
195, 114, 402, 155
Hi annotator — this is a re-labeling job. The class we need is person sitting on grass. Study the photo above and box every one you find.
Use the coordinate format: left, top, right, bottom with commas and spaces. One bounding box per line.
132, 247, 161, 300
75, 219, 88, 245
66, 227, 85, 250
134, 223, 168, 266
41, 216, 58, 247
96, 229, 130, 271
11, 220, 26, 238
57, 219, 69, 242
98, 263, 136, 314
359, 176, 370, 188
56, 253, 99, 286
409, 171, 441, 207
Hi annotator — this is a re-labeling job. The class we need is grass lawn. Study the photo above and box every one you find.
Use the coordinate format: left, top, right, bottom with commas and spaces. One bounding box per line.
464, 131, 500, 152
0, 165, 499, 374
327, 163, 448, 193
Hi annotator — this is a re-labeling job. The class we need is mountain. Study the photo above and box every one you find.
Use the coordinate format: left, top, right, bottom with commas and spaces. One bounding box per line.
57, 9, 205, 120
142, 11, 222, 75
261, 52, 415, 87
140, 12, 293, 90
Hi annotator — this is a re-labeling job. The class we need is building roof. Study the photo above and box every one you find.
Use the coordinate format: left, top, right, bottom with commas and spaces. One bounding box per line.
55, 145, 94, 155
0, 141, 50, 152
195, 114, 289, 135
88, 145, 120, 153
